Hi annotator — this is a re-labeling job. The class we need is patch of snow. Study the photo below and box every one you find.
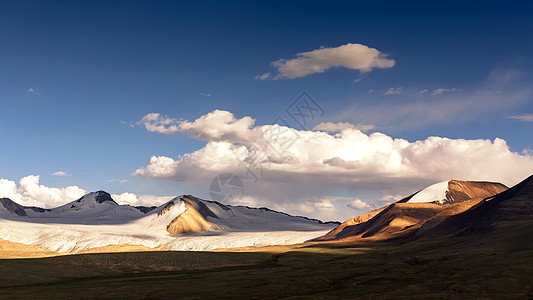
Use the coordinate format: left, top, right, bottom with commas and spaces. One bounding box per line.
407, 180, 450, 204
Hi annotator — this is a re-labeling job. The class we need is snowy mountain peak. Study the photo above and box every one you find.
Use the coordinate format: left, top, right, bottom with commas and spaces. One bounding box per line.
47, 190, 142, 219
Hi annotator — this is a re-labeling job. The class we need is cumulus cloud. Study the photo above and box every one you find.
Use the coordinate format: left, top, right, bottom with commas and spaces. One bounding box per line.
0, 175, 86, 208
509, 114, 533, 122
134, 106, 533, 220
313, 121, 375, 133
265, 43, 395, 79
138, 110, 256, 141
135, 109, 533, 190
347, 199, 373, 210
50, 171, 69, 177
385, 87, 402, 95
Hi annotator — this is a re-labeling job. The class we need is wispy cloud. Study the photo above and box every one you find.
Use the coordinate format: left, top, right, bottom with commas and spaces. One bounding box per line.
431, 88, 459, 96
262, 43, 395, 79
200, 92, 212, 97
254, 73, 271, 80
50, 171, 69, 176
385, 87, 402, 95
107, 178, 129, 184
121, 120, 135, 129
509, 114, 533, 122
337, 68, 531, 130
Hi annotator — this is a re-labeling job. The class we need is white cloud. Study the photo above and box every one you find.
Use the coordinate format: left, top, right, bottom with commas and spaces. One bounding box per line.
0, 175, 86, 208
266, 43, 395, 79
50, 171, 69, 177
134, 109, 533, 221
111, 192, 173, 207
254, 73, 271, 80
385, 87, 402, 95
137, 110, 257, 142
419, 89, 429, 95
347, 199, 373, 210
509, 114, 533, 122
313, 121, 375, 133
431, 88, 459, 96
135, 110, 533, 186
200, 93, 212, 97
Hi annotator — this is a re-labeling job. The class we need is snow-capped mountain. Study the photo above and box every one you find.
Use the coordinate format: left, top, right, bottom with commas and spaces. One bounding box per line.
1, 191, 148, 220
0, 192, 337, 253
46, 191, 145, 220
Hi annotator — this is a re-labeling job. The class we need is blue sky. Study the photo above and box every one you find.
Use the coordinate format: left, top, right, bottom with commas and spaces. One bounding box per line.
1, 1, 533, 220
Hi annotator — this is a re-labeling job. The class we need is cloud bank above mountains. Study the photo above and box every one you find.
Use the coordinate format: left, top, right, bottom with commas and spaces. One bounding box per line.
130, 109, 533, 220
135, 109, 533, 187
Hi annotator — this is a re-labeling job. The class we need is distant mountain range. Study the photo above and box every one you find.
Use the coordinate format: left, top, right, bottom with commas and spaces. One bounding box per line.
1, 175, 532, 254
0, 192, 338, 253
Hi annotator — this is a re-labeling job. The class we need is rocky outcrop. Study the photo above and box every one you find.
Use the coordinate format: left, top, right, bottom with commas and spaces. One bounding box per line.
0, 198, 28, 216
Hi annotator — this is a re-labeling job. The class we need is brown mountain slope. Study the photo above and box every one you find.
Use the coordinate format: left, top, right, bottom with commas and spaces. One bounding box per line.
315, 180, 507, 242
165, 196, 220, 234
424, 174, 533, 237
317, 206, 387, 241
445, 180, 508, 203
